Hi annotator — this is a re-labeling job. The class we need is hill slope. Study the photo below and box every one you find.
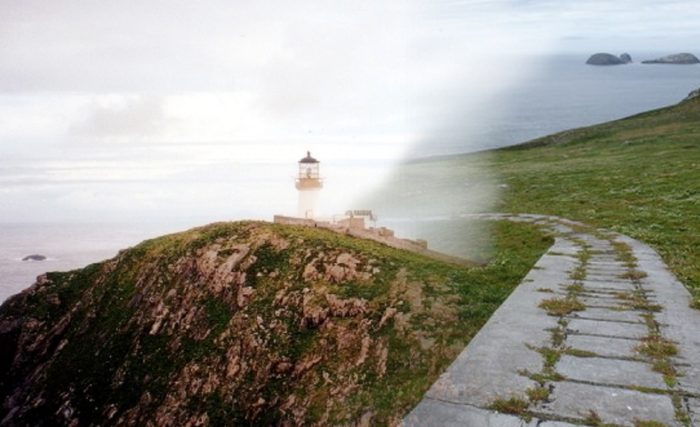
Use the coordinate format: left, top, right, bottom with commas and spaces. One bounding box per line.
0, 220, 551, 426
384, 92, 699, 305
492, 93, 700, 304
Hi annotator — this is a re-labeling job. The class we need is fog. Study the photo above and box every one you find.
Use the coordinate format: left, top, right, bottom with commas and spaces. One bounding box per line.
1, 1, 700, 226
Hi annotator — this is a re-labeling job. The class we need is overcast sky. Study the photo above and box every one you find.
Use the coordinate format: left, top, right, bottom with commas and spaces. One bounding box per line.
1, 0, 699, 224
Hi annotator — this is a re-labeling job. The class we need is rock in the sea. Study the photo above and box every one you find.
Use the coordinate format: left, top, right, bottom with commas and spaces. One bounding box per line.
21, 254, 46, 261
619, 53, 632, 63
642, 53, 700, 64
586, 53, 629, 66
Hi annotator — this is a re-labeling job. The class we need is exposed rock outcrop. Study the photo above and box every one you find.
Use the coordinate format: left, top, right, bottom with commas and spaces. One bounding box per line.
0, 221, 471, 426
685, 88, 700, 101
642, 53, 700, 64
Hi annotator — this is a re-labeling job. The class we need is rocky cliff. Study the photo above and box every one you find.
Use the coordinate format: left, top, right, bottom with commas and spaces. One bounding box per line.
0, 221, 505, 426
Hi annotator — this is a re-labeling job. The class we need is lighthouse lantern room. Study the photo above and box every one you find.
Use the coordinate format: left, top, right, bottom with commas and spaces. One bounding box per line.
295, 151, 323, 219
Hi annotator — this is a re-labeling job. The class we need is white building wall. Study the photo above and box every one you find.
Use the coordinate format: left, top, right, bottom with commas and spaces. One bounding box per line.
298, 189, 321, 219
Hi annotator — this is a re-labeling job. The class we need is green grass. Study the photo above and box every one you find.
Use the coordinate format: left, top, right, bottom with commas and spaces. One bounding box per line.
537, 347, 561, 369
526, 385, 550, 403
539, 297, 585, 316
619, 270, 649, 281
488, 396, 530, 415
634, 420, 669, 427
614, 291, 663, 312
635, 335, 678, 359
491, 98, 700, 301
388, 96, 699, 304
0, 219, 552, 425
564, 348, 598, 358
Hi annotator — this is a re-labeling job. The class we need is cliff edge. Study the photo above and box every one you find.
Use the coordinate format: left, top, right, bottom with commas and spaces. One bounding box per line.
0, 221, 500, 426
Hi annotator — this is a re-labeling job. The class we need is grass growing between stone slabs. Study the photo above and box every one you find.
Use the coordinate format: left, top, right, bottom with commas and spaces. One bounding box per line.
614, 291, 663, 313
499, 247, 593, 423
633, 420, 671, 427
635, 336, 678, 359
395, 96, 700, 306
563, 348, 598, 358
498, 277, 586, 421
610, 242, 692, 425
526, 385, 550, 403
611, 241, 638, 270
619, 270, 649, 281
488, 396, 531, 417
539, 297, 585, 317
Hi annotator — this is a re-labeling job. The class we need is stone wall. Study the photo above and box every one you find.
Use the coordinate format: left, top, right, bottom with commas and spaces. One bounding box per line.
273, 215, 471, 266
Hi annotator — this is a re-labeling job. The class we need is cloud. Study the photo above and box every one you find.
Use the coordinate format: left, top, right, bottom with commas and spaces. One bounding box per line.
2, 0, 700, 225
68, 95, 169, 139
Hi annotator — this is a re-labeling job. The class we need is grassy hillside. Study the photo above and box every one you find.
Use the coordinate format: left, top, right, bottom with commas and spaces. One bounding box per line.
392, 94, 699, 306
492, 96, 700, 304
0, 220, 551, 426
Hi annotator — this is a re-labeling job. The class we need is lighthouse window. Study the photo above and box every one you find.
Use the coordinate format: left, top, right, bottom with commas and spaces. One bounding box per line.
306, 168, 312, 177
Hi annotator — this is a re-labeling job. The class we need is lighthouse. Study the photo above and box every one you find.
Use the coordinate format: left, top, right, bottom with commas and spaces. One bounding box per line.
295, 151, 323, 219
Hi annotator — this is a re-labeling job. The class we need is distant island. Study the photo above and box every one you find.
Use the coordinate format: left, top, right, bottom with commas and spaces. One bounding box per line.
587, 52, 700, 66
642, 53, 700, 64
586, 52, 700, 65
586, 52, 632, 66
21, 254, 46, 262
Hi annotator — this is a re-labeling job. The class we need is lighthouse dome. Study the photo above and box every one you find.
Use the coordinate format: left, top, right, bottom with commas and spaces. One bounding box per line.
299, 151, 319, 164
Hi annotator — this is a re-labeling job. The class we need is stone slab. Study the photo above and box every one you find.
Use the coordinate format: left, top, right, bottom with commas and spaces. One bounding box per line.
585, 268, 630, 276
587, 261, 627, 268
579, 279, 637, 292
616, 234, 700, 397
582, 290, 657, 300
585, 274, 632, 283
567, 318, 648, 339
688, 398, 699, 426
422, 246, 571, 407
406, 215, 700, 425
572, 307, 644, 323
551, 292, 624, 306
565, 334, 638, 359
543, 381, 676, 426
402, 398, 538, 427
575, 293, 627, 305
557, 355, 665, 389
578, 299, 624, 310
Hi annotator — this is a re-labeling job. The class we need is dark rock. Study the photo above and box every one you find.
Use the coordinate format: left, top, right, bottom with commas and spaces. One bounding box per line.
21, 254, 46, 262
642, 53, 700, 64
619, 53, 632, 63
586, 53, 628, 66
685, 88, 700, 101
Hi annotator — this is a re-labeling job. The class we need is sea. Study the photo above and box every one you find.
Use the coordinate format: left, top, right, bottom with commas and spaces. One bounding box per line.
2, 53, 699, 302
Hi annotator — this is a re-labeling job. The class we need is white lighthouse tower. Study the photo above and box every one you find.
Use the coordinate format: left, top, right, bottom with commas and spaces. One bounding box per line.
295, 151, 322, 219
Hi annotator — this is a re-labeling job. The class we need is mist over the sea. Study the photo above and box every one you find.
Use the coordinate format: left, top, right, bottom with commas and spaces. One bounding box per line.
3, 1, 700, 301
3, 52, 699, 301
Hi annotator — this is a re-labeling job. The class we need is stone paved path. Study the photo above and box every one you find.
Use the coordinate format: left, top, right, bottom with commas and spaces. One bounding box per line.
403, 214, 700, 427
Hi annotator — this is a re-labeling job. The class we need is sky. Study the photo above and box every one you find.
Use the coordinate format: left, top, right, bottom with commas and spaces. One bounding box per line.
1, 0, 700, 224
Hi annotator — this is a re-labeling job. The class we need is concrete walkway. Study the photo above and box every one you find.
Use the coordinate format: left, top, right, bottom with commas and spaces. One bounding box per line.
403, 214, 700, 427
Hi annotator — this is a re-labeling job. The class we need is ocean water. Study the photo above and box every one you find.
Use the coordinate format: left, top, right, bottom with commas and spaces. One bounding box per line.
2, 53, 699, 302
0, 223, 192, 302
411, 53, 700, 157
